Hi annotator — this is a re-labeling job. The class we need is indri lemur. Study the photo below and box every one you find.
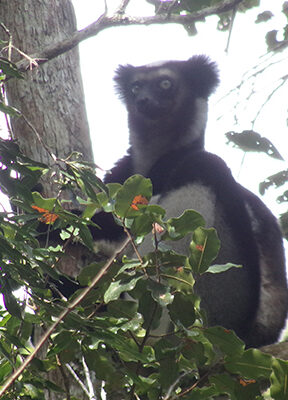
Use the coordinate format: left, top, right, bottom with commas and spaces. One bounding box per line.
88, 55, 288, 348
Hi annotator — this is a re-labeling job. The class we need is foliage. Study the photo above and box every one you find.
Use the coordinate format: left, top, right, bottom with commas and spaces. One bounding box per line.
0, 1, 287, 399
0, 139, 286, 399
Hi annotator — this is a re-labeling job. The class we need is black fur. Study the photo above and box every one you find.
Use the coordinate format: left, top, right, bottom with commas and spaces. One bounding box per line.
94, 55, 287, 347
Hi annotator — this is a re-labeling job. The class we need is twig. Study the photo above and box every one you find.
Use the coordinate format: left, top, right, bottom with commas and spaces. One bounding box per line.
56, 355, 71, 400
123, 224, 144, 266
176, 371, 210, 398
0, 237, 131, 397
66, 363, 91, 399
116, 0, 131, 14
163, 371, 192, 400
225, 3, 238, 53
103, 0, 108, 15
13, 0, 244, 73
251, 76, 288, 128
82, 355, 97, 400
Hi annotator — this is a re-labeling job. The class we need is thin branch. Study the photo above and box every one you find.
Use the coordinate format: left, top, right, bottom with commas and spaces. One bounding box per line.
0, 237, 131, 397
57, 356, 71, 400
82, 355, 97, 400
163, 371, 192, 400
251, 76, 288, 127
14, 0, 244, 73
224, 3, 238, 53
66, 363, 91, 399
123, 224, 144, 266
116, 0, 131, 14
103, 0, 108, 15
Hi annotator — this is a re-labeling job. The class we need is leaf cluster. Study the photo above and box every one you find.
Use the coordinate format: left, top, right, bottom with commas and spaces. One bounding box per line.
0, 139, 287, 399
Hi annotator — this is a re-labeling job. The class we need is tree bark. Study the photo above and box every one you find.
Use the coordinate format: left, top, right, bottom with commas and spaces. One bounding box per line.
0, 1, 95, 399
0, 0, 93, 197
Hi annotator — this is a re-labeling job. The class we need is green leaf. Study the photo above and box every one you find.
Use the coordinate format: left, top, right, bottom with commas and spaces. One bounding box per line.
148, 280, 174, 306
181, 385, 219, 399
3, 292, 22, 320
104, 275, 142, 303
0, 57, 24, 79
270, 358, 288, 400
131, 204, 165, 237
85, 348, 116, 380
209, 373, 236, 398
159, 356, 179, 389
115, 174, 152, 218
225, 348, 272, 379
189, 227, 220, 273
107, 300, 138, 319
0, 102, 21, 117
206, 263, 242, 274
90, 330, 154, 363
168, 292, 195, 328
32, 192, 60, 212
209, 372, 261, 399
138, 291, 162, 331
77, 222, 94, 250
204, 326, 245, 357
164, 209, 205, 240
81, 202, 100, 219
181, 339, 207, 368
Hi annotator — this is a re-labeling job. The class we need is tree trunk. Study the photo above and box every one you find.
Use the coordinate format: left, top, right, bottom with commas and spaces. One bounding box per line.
0, 1, 97, 399
0, 0, 93, 195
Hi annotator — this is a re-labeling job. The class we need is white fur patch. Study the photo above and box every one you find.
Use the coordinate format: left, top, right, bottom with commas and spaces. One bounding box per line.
158, 183, 215, 224
188, 98, 208, 145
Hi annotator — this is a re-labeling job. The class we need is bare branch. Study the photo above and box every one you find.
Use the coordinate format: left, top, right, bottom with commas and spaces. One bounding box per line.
82, 355, 97, 400
251, 76, 288, 127
15, 0, 244, 72
225, 4, 238, 53
65, 363, 91, 399
116, 0, 131, 14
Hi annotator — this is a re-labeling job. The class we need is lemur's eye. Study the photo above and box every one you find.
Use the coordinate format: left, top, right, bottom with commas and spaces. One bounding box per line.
159, 79, 172, 90
131, 83, 141, 95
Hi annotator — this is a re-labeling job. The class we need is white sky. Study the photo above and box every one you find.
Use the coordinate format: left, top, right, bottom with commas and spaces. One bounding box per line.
72, 0, 288, 217
0, 0, 287, 219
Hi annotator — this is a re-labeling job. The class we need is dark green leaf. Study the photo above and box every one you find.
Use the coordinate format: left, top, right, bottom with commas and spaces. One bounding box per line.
270, 358, 288, 400
226, 130, 283, 160
225, 348, 272, 379
0, 57, 24, 79
0, 102, 21, 117
189, 227, 220, 273
104, 275, 142, 303
148, 280, 174, 306
204, 326, 245, 357
3, 292, 22, 320
115, 174, 152, 218
259, 169, 288, 195
138, 291, 162, 331
159, 356, 179, 389
168, 292, 195, 328
164, 209, 205, 241
206, 263, 242, 274
255, 10, 273, 23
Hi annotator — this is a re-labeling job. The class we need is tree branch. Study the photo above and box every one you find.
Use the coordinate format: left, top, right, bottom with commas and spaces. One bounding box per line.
15, 0, 244, 72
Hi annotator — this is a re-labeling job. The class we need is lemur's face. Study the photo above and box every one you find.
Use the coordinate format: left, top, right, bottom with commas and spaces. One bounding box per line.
126, 67, 182, 120
114, 56, 219, 133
